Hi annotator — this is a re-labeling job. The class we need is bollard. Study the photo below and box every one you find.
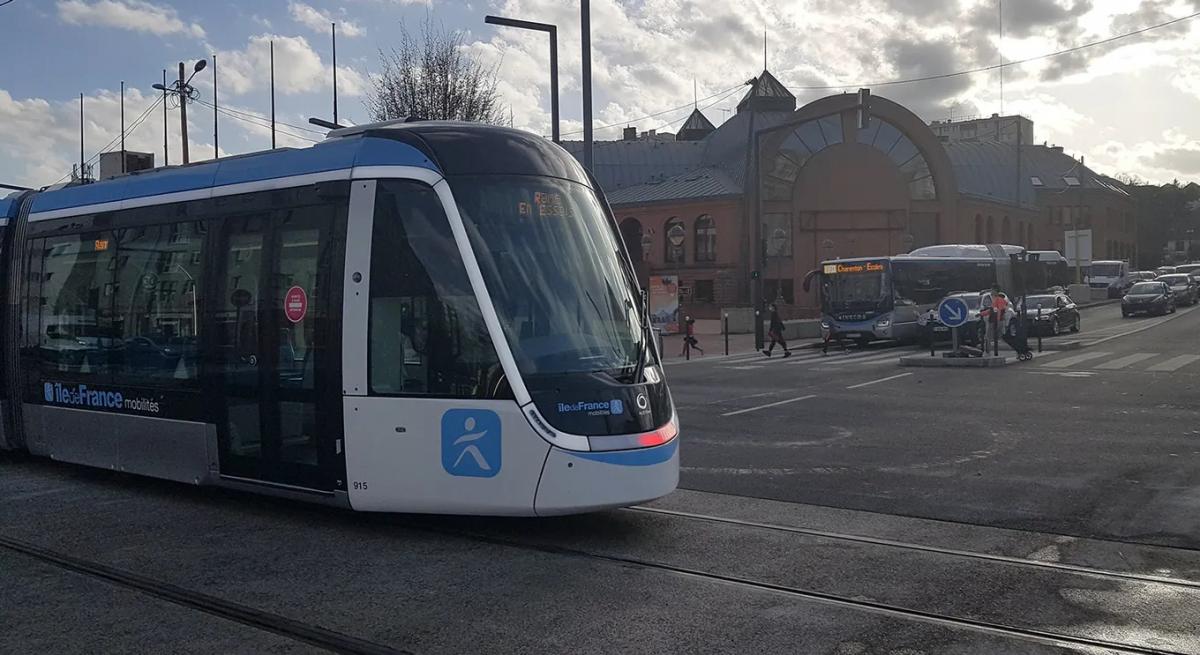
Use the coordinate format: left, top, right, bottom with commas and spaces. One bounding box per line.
1037, 307, 1043, 353
928, 318, 935, 357
993, 315, 999, 357
724, 313, 729, 356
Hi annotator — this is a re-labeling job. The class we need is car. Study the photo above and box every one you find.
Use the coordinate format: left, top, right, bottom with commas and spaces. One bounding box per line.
1019, 293, 1080, 336
1122, 281, 1175, 317
1155, 274, 1199, 306
1155, 266, 1178, 276
1129, 270, 1159, 282
924, 291, 986, 345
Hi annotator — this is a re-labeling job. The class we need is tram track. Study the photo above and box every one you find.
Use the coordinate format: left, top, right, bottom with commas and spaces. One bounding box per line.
0, 535, 408, 655
626, 505, 1200, 590
407, 520, 1182, 655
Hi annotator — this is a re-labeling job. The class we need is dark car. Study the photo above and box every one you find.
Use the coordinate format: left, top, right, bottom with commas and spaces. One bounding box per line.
1019, 293, 1080, 336
1122, 281, 1175, 317
1156, 274, 1199, 306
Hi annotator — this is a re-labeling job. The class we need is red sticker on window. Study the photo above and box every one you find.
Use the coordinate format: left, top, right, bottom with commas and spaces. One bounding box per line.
284, 285, 308, 323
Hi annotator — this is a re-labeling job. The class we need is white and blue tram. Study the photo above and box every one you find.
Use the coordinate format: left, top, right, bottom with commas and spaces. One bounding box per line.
0, 121, 678, 515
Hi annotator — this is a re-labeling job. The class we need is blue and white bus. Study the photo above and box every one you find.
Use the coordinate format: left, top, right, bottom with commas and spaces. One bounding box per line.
0, 120, 678, 515
811, 244, 1024, 345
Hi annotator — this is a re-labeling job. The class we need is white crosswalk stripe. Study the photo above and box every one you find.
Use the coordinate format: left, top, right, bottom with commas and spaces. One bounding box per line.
1095, 353, 1158, 370
1147, 355, 1200, 372
1040, 352, 1112, 369
814, 351, 906, 367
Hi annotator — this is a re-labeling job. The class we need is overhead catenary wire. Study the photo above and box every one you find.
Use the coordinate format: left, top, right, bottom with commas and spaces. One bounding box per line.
556, 83, 748, 138
51, 94, 165, 186
652, 84, 746, 134
196, 99, 325, 136
788, 8, 1200, 90
195, 99, 321, 144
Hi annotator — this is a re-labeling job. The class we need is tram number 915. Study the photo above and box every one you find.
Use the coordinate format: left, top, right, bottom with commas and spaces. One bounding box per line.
352, 481, 369, 491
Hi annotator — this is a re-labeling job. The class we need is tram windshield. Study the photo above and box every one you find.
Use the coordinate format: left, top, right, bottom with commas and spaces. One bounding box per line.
452, 175, 646, 378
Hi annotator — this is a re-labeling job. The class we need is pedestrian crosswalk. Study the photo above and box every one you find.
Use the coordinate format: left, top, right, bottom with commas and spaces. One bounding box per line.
1038, 351, 1200, 373
712, 348, 907, 370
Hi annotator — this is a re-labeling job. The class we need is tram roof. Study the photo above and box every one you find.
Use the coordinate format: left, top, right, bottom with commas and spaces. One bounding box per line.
28, 121, 588, 217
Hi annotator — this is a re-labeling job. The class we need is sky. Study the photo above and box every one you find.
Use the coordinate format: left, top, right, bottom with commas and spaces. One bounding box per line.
2, 0, 1200, 189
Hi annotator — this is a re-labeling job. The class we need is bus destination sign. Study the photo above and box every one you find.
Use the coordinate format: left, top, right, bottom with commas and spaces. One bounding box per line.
824, 261, 885, 275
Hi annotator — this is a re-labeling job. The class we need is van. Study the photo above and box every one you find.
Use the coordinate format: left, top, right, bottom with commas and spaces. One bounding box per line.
1087, 260, 1130, 298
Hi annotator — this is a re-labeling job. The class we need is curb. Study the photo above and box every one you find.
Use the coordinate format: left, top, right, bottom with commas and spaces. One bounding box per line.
900, 355, 1011, 368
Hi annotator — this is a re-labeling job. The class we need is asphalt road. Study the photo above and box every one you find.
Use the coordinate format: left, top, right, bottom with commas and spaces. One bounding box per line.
5, 301, 1200, 653
667, 301, 1200, 548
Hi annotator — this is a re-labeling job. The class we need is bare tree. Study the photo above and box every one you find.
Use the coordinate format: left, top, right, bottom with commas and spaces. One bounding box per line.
367, 19, 505, 124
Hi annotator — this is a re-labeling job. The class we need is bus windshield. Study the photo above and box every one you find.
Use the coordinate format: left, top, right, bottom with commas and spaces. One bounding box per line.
451, 175, 644, 378
1091, 262, 1123, 277
820, 262, 890, 314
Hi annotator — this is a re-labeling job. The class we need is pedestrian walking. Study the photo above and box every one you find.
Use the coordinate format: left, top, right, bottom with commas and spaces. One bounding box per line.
980, 285, 1009, 355
681, 316, 704, 357
762, 304, 792, 358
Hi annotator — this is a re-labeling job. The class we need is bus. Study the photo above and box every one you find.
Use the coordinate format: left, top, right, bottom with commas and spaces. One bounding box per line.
810, 244, 1026, 345
0, 120, 678, 516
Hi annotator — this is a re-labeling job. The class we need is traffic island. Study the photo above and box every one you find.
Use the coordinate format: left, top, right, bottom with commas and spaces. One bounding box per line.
900, 355, 1011, 367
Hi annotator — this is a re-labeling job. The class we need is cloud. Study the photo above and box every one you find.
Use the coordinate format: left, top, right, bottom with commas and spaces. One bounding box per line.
214, 34, 360, 98
289, 2, 364, 37
56, 0, 205, 39
1146, 147, 1200, 175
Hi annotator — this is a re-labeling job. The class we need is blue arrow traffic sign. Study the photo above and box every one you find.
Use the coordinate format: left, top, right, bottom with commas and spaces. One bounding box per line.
937, 297, 970, 329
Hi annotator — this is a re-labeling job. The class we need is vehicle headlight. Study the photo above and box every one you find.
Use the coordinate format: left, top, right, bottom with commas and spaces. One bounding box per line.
875, 318, 890, 328
820, 321, 831, 329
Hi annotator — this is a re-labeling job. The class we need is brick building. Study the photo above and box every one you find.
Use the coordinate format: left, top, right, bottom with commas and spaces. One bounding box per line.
566, 70, 1135, 319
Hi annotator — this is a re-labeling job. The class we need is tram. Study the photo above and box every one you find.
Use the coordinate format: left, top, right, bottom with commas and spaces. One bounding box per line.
0, 120, 678, 515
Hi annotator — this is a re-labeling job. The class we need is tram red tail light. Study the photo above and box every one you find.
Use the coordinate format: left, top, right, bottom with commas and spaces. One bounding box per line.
636, 418, 678, 447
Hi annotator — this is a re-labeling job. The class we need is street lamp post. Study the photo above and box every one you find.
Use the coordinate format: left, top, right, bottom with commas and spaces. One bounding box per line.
1064, 175, 1083, 284
484, 15, 559, 143
153, 59, 207, 165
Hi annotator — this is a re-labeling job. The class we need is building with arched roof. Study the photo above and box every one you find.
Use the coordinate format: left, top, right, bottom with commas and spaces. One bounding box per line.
565, 69, 1133, 319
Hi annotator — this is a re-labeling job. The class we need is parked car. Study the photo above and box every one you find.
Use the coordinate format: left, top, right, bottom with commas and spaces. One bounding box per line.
1129, 270, 1159, 282
1155, 266, 1178, 276
1174, 263, 1200, 284
1122, 281, 1175, 317
1019, 293, 1080, 336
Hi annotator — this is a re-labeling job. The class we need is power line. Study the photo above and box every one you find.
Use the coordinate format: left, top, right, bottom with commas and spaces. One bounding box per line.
0, 1, 16, 7
196, 99, 320, 144
196, 98, 324, 135
557, 83, 748, 138
789, 9, 1200, 90
51, 95, 164, 186
652, 84, 745, 134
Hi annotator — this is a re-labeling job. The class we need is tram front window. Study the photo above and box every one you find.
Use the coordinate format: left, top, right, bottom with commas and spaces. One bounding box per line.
453, 175, 670, 437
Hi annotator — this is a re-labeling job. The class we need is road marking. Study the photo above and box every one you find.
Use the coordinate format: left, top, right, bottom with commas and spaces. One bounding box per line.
1094, 353, 1158, 370
721, 394, 818, 417
1031, 371, 1096, 378
845, 372, 912, 390
1147, 354, 1200, 372
721, 365, 764, 370
1082, 305, 1198, 347
820, 351, 905, 367
1040, 352, 1112, 369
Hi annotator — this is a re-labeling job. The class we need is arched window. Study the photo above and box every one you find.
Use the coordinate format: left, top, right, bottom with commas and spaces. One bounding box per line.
694, 215, 717, 262
975, 214, 983, 244
986, 216, 995, 243
1016, 221, 1024, 246
664, 217, 686, 264
1001, 216, 1011, 243
619, 218, 644, 265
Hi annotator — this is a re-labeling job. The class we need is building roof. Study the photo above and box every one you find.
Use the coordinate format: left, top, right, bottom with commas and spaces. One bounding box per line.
676, 108, 716, 141
943, 142, 1038, 209
561, 139, 706, 192
606, 166, 740, 206
736, 70, 795, 113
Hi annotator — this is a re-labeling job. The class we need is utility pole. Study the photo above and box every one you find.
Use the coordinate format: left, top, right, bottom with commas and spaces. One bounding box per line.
270, 40, 277, 149
213, 54, 219, 159
162, 69, 169, 166
79, 93, 84, 181
581, 0, 593, 172
120, 81, 126, 173
483, 15, 559, 142
178, 62, 190, 164
332, 23, 338, 126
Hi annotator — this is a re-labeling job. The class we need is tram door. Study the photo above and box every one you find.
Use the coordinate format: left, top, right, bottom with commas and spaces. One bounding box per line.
212, 202, 340, 491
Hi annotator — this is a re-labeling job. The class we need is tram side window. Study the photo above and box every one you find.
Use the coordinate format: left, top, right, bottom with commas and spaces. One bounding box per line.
37, 233, 116, 377
368, 180, 504, 398
110, 221, 205, 381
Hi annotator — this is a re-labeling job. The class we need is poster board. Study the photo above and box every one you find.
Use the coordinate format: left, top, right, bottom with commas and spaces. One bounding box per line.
648, 275, 680, 335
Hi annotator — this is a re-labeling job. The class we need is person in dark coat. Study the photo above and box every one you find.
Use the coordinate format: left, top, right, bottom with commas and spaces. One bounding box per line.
762, 304, 792, 358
